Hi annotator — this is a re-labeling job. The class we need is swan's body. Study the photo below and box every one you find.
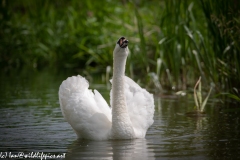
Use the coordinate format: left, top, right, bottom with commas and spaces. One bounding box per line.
59, 37, 154, 140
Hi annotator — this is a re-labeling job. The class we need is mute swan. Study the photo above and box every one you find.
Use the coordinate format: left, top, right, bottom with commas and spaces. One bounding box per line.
59, 37, 155, 140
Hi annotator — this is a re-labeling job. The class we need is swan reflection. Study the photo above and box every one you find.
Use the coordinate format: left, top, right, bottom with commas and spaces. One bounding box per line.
66, 138, 155, 160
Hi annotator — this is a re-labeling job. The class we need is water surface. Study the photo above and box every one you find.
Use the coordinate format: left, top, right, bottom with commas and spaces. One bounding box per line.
0, 71, 239, 159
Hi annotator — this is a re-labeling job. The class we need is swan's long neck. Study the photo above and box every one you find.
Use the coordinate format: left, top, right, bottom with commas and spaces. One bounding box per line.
111, 49, 134, 139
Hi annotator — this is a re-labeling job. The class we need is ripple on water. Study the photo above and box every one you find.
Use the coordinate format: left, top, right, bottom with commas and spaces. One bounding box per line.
0, 72, 240, 159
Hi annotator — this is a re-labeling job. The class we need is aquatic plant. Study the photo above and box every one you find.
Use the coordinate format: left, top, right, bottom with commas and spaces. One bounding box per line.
0, 0, 239, 97
199, 0, 240, 91
193, 77, 213, 112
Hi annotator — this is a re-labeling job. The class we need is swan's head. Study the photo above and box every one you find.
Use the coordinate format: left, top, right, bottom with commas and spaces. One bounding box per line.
113, 37, 129, 58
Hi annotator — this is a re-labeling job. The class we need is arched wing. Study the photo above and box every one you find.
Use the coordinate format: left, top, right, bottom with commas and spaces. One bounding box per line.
59, 75, 112, 140
110, 76, 155, 138
124, 76, 155, 138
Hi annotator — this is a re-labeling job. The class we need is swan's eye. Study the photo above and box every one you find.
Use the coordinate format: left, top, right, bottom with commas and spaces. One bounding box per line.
117, 37, 128, 48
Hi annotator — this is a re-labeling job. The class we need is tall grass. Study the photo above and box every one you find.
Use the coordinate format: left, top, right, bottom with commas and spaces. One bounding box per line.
200, 0, 240, 93
0, 0, 239, 96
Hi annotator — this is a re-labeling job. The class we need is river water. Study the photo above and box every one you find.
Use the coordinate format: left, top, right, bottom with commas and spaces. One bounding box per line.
0, 70, 239, 160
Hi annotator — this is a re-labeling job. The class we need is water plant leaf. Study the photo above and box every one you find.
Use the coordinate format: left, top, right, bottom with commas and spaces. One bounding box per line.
220, 93, 240, 102
200, 85, 213, 112
159, 37, 167, 45
38, 43, 49, 52
156, 58, 162, 77
198, 78, 202, 107
194, 91, 199, 111
194, 77, 201, 111
223, 45, 231, 54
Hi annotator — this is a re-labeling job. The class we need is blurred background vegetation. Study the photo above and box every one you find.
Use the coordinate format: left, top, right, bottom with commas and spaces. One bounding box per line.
0, 0, 239, 99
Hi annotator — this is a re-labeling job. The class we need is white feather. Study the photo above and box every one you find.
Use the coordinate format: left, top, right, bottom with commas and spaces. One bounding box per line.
59, 37, 155, 140
59, 76, 112, 140
59, 75, 154, 140
110, 76, 154, 138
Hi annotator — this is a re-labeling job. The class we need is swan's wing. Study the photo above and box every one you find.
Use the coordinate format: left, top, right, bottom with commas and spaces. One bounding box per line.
124, 76, 155, 138
110, 76, 155, 138
59, 75, 112, 140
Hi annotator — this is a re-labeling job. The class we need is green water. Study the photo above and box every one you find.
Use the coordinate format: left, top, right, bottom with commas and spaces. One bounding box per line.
0, 70, 240, 159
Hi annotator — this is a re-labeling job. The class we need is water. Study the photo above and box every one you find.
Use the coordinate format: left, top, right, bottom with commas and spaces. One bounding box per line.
0, 70, 240, 160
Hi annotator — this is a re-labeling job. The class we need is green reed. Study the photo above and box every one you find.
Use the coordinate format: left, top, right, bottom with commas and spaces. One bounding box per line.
1, 0, 239, 97
199, 0, 240, 96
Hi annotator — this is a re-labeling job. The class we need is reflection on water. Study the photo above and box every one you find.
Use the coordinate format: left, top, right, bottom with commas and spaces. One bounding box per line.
0, 70, 240, 159
66, 139, 154, 160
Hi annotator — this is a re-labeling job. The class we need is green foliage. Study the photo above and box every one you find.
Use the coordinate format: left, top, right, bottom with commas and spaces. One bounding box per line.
0, 0, 239, 95
0, 0, 134, 72
200, 0, 240, 91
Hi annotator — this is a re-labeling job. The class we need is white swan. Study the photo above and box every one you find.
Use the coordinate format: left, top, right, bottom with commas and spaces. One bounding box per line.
59, 37, 155, 140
